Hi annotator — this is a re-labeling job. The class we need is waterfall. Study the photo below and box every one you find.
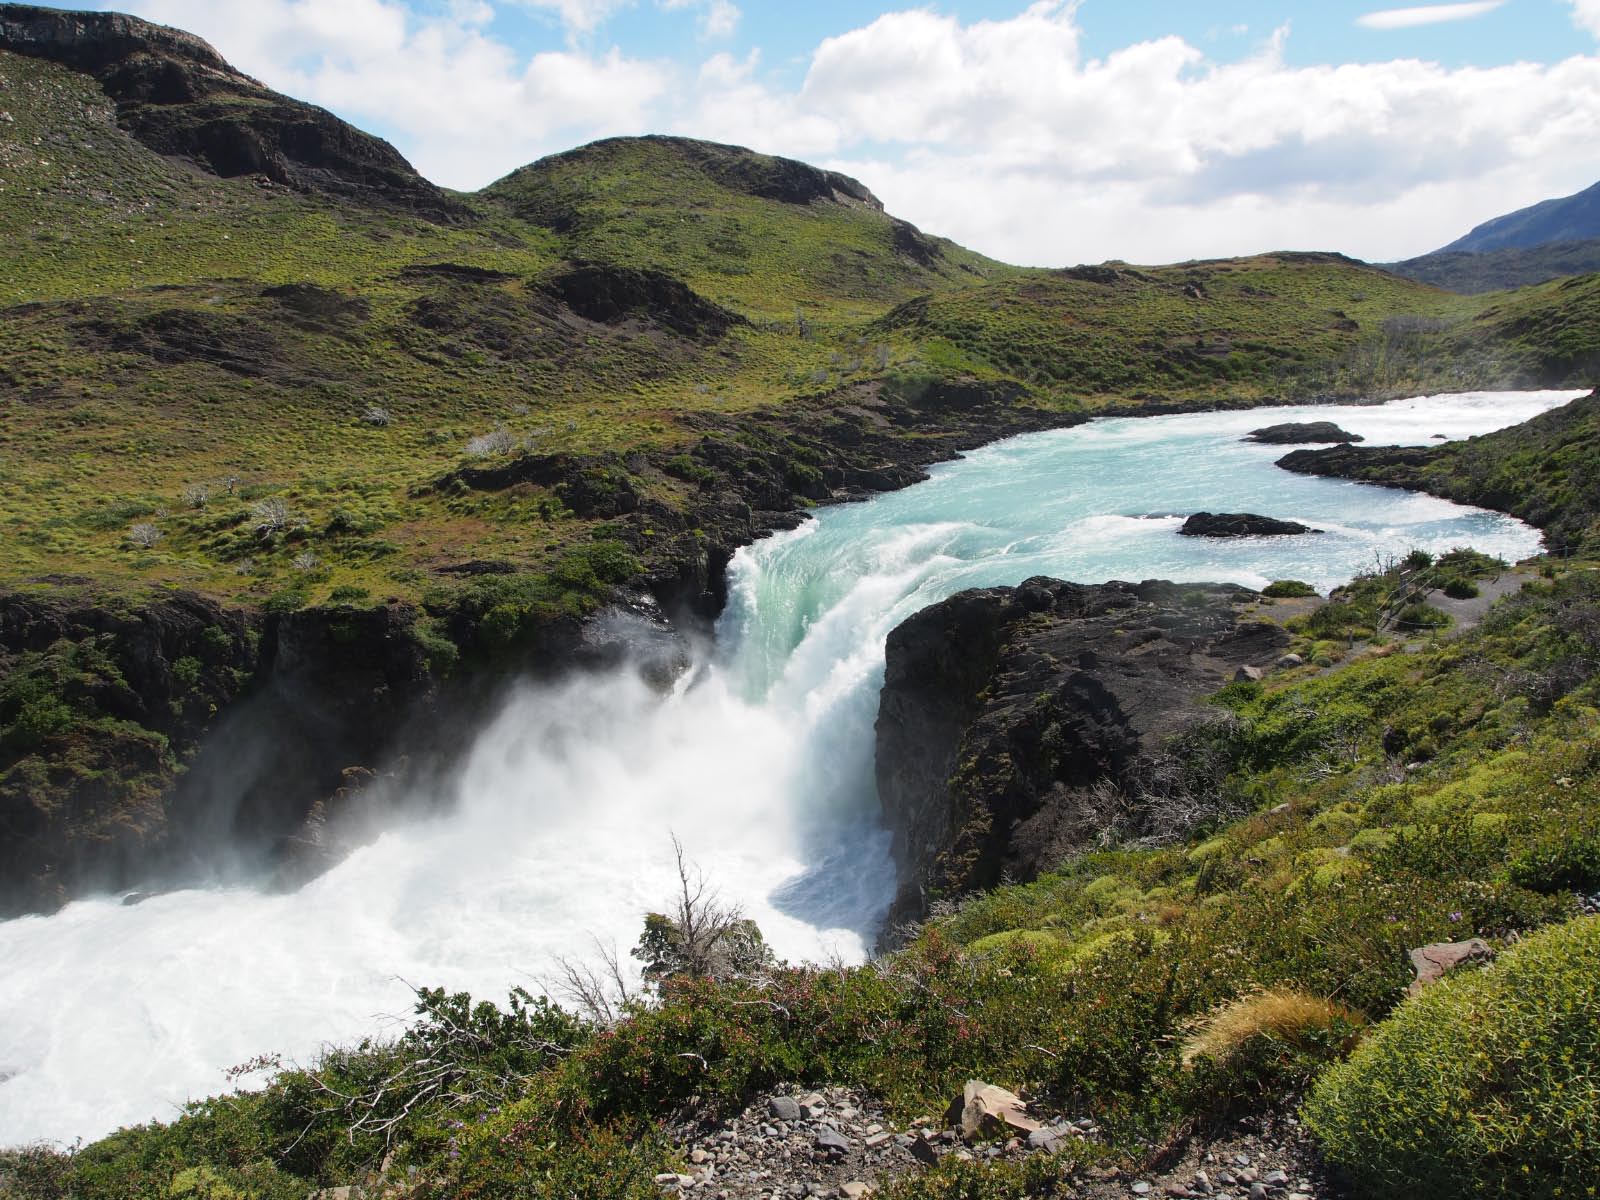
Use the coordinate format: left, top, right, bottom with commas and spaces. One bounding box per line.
0, 388, 1580, 1146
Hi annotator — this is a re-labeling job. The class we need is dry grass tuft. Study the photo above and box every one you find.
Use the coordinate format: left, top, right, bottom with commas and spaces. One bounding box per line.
1181, 987, 1364, 1068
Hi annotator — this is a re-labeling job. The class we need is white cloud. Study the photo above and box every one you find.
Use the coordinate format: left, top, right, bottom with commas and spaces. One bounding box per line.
511, 0, 630, 36
89, 0, 1600, 266
1573, 0, 1600, 37
660, 0, 740, 39
1356, 2, 1504, 31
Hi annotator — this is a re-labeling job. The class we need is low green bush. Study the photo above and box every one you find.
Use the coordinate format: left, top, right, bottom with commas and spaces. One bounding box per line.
1261, 579, 1318, 598
1393, 601, 1449, 630
1303, 915, 1600, 1198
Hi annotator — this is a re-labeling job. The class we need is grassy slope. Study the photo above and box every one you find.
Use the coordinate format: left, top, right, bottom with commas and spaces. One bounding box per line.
3, 48, 1598, 614
878, 255, 1599, 409
479, 134, 1016, 320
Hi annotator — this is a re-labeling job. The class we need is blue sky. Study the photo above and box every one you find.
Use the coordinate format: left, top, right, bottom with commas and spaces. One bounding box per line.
66, 0, 1600, 265
498, 1, 1587, 75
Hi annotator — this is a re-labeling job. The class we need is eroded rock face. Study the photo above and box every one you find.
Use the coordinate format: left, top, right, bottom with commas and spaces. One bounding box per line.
875, 578, 1287, 937
1245, 421, 1364, 445
0, 3, 464, 220
542, 264, 747, 342
1180, 512, 1319, 537
0, 591, 448, 915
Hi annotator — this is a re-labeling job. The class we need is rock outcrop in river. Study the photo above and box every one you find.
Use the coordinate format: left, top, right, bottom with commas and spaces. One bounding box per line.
874, 578, 1288, 936
1180, 512, 1320, 537
1274, 389, 1599, 554
1245, 421, 1363, 444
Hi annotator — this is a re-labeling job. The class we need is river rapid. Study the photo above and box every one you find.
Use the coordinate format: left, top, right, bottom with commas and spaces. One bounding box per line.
0, 388, 1582, 1145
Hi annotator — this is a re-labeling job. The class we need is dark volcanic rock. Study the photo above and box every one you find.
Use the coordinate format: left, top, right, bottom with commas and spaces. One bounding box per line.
1275, 443, 1438, 486
77, 306, 284, 376
437, 451, 641, 518
875, 578, 1287, 935
0, 582, 683, 916
0, 3, 464, 220
1245, 421, 1364, 445
542, 264, 747, 342
1180, 512, 1319, 537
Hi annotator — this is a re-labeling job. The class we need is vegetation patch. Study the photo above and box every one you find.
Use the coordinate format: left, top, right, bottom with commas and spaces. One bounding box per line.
1304, 915, 1600, 1198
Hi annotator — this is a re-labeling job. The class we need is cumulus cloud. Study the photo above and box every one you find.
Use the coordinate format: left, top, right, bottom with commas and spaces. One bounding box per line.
89, 0, 1600, 265
1573, 0, 1600, 37
1356, 2, 1504, 31
791, 4, 1600, 262
101, 0, 672, 183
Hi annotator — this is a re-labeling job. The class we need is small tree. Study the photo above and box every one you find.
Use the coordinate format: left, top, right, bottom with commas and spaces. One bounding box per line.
630, 835, 774, 986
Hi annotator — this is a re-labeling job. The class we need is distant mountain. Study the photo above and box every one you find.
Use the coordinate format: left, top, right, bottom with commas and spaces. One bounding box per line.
1382, 180, 1600, 293
1384, 238, 1600, 294
1439, 179, 1600, 253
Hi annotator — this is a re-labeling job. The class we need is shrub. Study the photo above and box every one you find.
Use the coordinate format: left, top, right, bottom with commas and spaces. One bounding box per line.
1262, 579, 1318, 599
250, 497, 292, 539
1393, 602, 1449, 631
1441, 577, 1480, 600
1304, 915, 1600, 1199
465, 426, 516, 457
127, 521, 163, 548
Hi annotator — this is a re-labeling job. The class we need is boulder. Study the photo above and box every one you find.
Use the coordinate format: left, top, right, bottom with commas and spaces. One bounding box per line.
1245, 421, 1364, 445
768, 1095, 802, 1122
1179, 512, 1319, 537
946, 1080, 1041, 1141
1407, 938, 1494, 996
814, 1127, 851, 1155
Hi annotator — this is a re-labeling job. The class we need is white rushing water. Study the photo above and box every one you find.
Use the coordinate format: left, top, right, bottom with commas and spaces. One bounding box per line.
0, 389, 1581, 1145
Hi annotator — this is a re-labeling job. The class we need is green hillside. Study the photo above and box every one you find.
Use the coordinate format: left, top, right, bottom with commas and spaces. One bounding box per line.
3, 43, 1593, 615
482, 134, 1015, 318
879, 254, 1598, 408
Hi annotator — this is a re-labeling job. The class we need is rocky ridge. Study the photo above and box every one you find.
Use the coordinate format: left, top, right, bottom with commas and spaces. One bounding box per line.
0, 3, 463, 218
